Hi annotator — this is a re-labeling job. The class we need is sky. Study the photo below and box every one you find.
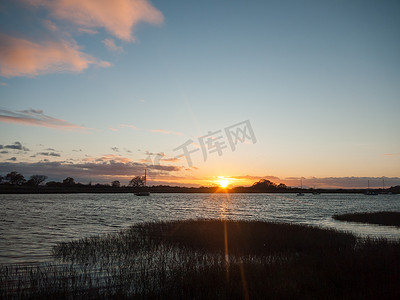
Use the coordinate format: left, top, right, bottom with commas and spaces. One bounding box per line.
0, 0, 399, 188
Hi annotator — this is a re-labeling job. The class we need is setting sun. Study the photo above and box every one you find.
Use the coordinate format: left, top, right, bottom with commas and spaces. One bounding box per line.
218, 178, 230, 188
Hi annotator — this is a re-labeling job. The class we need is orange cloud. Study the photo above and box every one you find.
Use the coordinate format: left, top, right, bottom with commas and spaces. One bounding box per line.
161, 157, 180, 162
0, 33, 110, 77
119, 124, 137, 129
28, 0, 164, 41
0, 108, 89, 130
151, 129, 183, 136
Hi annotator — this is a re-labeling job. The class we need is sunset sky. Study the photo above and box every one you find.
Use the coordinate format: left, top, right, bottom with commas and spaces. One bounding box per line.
1, 0, 399, 188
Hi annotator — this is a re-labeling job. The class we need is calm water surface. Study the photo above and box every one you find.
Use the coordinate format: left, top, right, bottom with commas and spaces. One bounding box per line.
1, 193, 399, 264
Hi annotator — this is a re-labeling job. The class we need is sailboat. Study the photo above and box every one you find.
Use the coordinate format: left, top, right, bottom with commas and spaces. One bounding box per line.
364, 180, 378, 195
312, 185, 320, 195
297, 178, 304, 196
380, 178, 392, 194
135, 169, 150, 196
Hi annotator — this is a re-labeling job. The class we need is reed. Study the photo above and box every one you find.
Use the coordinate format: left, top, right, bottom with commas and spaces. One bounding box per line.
1, 219, 399, 299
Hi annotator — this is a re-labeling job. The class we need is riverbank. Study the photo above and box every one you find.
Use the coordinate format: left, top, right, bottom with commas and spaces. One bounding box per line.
333, 211, 400, 227
1, 219, 400, 299
1, 184, 398, 194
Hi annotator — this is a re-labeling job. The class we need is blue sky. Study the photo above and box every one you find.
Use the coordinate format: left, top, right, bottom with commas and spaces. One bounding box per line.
0, 0, 399, 188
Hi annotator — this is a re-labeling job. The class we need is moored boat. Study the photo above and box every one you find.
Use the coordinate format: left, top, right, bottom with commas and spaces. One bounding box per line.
135, 169, 150, 196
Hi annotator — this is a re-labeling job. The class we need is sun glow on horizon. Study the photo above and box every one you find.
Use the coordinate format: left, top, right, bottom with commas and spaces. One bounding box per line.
217, 177, 231, 188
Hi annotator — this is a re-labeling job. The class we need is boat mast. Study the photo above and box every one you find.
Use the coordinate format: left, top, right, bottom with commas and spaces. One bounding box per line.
144, 169, 147, 187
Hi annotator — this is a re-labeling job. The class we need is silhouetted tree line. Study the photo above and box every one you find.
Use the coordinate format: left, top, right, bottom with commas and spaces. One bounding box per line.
0, 171, 47, 186
1, 171, 399, 194
250, 179, 288, 191
0, 171, 147, 188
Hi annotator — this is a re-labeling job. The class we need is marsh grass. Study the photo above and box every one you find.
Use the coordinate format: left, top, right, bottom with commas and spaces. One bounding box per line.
1, 219, 400, 299
333, 211, 400, 227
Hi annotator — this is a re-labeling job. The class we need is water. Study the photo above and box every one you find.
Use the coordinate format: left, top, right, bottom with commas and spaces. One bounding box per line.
1, 193, 399, 264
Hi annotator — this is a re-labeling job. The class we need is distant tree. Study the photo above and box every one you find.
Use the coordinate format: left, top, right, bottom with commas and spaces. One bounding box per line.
5, 171, 26, 185
252, 179, 276, 189
62, 177, 75, 186
389, 185, 400, 194
277, 183, 287, 189
26, 175, 48, 186
0, 175, 3, 184
128, 176, 145, 187
111, 180, 121, 188
46, 181, 61, 187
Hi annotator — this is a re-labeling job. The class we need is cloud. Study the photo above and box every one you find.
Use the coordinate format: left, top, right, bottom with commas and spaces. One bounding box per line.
109, 124, 138, 132
145, 151, 165, 156
119, 124, 137, 129
0, 33, 110, 77
42, 19, 58, 32
149, 164, 181, 172
78, 28, 99, 35
28, 0, 164, 41
158, 157, 180, 162
233, 175, 280, 181
0, 160, 181, 182
0, 82, 7, 86
142, 151, 181, 164
0, 108, 89, 130
139, 158, 152, 163
384, 152, 400, 156
83, 154, 132, 164
7, 157, 17, 161
0, 150, 9, 154
2, 141, 30, 151
35, 152, 61, 157
222, 175, 400, 189
262, 176, 400, 189
102, 38, 123, 53
151, 129, 183, 136
111, 147, 119, 152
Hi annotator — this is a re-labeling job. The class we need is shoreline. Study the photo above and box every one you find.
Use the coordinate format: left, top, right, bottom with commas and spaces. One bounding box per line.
333, 211, 400, 227
1, 186, 398, 194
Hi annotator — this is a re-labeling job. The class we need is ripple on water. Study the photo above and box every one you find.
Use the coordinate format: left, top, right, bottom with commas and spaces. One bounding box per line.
0, 193, 400, 264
